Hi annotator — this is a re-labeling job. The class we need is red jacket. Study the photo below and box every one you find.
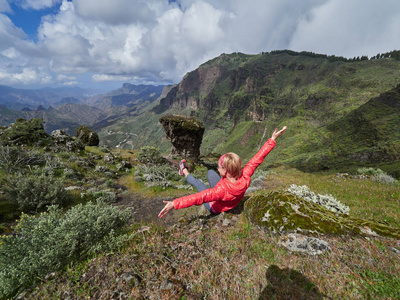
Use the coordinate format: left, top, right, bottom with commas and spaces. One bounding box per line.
173, 138, 276, 213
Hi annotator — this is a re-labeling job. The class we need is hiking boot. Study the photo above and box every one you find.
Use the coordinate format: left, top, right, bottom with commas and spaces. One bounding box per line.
178, 159, 187, 176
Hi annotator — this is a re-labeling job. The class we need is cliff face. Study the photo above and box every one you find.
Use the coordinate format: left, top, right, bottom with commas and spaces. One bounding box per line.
156, 52, 341, 125
158, 63, 223, 111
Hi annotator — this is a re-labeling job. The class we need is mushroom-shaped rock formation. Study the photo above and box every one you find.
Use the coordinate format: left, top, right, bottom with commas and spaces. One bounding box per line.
159, 115, 205, 161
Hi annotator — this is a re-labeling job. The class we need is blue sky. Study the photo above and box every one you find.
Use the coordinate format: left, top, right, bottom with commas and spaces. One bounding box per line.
1, 0, 400, 91
6, 3, 60, 41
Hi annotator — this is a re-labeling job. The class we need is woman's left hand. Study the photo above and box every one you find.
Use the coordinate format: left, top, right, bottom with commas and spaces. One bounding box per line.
158, 200, 175, 218
271, 126, 287, 140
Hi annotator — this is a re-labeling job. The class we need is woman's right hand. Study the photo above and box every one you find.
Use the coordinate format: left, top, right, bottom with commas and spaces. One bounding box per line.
158, 200, 175, 218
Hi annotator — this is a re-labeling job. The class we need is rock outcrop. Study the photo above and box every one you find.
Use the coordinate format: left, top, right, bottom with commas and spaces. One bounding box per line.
244, 191, 400, 239
159, 115, 205, 161
74, 125, 100, 146
50, 129, 85, 152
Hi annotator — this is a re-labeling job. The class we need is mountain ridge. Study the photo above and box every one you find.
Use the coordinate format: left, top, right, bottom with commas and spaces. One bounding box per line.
99, 50, 400, 177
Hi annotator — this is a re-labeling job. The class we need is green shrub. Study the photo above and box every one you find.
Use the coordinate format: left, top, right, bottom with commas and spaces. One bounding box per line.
0, 118, 50, 146
0, 201, 131, 299
357, 167, 398, 185
137, 164, 180, 187
3, 173, 72, 212
85, 188, 117, 203
105, 179, 114, 188
0, 145, 46, 174
357, 167, 386, 176
137, 146, 165, 165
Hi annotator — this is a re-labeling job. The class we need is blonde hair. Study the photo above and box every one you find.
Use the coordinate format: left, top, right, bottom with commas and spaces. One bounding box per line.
220, 152, 242, 178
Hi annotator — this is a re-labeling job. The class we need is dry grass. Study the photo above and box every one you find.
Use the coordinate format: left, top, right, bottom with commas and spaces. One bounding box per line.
26, 215, 400, 299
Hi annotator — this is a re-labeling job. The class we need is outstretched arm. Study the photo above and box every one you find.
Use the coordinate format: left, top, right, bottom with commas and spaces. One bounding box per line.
242, 126, 287, 178
271, 126, 287, 141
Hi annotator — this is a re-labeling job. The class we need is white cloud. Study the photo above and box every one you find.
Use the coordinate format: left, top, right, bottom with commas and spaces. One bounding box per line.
92, 74, 141, 82
1, 0, 400, 88
62, 80, 78, 86
0, 67, 49, 85
289, 0, 400, 58
73, 0, 169, 25
0, 14, 27, 49
16, 0, 62, 10
0, 0, 11, 13
57, 74, 76, 81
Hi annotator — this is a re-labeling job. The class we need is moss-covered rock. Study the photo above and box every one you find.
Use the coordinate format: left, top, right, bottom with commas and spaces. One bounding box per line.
74, 125, 99, 146
159, 115, 205, 160
244, 191, 400, 239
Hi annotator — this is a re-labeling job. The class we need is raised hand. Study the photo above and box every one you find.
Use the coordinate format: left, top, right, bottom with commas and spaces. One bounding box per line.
271, 126, 287, 140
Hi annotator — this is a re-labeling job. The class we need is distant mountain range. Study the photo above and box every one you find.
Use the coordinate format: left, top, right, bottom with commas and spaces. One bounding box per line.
0, 85, 94, 110
0, 84, 166, 136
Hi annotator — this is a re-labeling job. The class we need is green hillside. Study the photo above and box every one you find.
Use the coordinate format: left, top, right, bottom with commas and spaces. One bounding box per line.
97, 51, 400, 177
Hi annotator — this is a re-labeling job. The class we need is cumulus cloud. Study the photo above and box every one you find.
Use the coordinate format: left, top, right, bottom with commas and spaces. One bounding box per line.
0, 0, 11, 13
1, 0, 400, 88
0, 14, 27, 49
289, 0, 400, 58
0, 67, 52, 85
15, 0, 62, 10
73, 0, 168, 25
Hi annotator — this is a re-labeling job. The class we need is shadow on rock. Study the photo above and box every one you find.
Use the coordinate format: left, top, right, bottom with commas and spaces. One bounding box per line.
225, 196, 249, 215
259, 265, 327, 300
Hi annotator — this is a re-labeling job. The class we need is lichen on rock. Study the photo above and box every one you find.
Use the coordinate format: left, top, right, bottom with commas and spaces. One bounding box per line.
159, 115, 205, 161
287, 184, 350, 215
50, 129, 85, 152
278, 233, 331, 255
244, 191, 400, 239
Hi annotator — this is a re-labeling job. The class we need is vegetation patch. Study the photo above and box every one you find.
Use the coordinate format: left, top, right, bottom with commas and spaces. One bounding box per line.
0, 201, 131, 299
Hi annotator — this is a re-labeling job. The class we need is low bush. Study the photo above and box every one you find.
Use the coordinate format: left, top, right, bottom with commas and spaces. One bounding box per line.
0, 201, 131, 299
0, 145, 45, 174
3, 173, 72, 212
0, 118, 50, 146
137, 146, 165, 165
85, 188, 117, 203
371, 173, 399, 185
137, 164, 181, 188
357, 167, 386, 176
357, 167, 398, 185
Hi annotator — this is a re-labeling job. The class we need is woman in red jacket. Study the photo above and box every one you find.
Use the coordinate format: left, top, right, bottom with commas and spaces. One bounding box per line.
158, 126, 287, 218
